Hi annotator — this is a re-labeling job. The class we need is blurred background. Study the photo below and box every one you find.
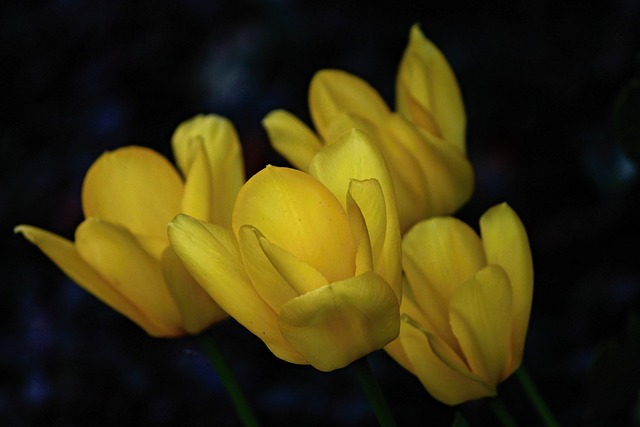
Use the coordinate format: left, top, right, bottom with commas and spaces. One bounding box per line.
2, 1, 640, 425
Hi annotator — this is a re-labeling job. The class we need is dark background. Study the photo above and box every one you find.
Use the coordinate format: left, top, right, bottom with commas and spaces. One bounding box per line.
3, 1, 640, 426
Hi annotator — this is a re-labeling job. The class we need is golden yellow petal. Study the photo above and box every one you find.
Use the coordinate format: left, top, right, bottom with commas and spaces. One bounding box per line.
396, 24, 466, 153
233, 166, 355, 283
450, 265, 513, 385
15, 224, 169, 336
309, 70, 390, 142
75, 218, 184, 336
257, 232, 329, 295
399, 315, 495, 405
81, 146, 183, 240
308, 129, 401, 293
480, 203, 533, 373
168, 214, 306, 364
417, 130, 474, 215
278, 272, 399, 371
402, 217, 486, 350
376, 115, 432, 232
180, 140, 212, 221
387, 114, 474, 225
161, 247, 227, 334
347, 178, 401, 302
345, 181, 374, 277
172, 114, 245, 228
263, 109, 324, 171
237, 226, 300, 312
322, 111, 381, 148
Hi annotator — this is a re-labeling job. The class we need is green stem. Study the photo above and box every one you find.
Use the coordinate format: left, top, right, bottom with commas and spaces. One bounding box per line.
488, 397, 519, 427
199, 334, 260, 427
516, 366, 561, 427
351, 356, 398, 427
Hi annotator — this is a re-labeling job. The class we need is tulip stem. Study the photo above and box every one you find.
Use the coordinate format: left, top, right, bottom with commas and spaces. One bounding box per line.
488, 397, 519, 427
199, 334, 260, 427
352, 356, 398, 427
516, 366, 561, 427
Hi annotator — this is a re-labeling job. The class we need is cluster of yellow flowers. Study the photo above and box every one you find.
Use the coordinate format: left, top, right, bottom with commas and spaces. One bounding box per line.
16, 24, 532, 406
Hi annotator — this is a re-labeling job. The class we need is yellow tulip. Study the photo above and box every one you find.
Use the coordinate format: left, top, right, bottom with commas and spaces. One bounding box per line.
263, 24, 473, 233
15, 114, 245, 337
385, 203, 533, 405
168, 129, 402, 371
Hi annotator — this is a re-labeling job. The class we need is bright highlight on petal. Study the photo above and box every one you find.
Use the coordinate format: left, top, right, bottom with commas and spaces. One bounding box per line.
233, 166, 355, 284
385, 203, 533, 405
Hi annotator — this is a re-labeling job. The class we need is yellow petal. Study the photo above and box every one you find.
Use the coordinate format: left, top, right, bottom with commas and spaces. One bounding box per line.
414, 129, 474, 216
263, 109, 324, 171
233, 166, 355, 283
309, 70, 390, 142
399, 315, 495, 405
480, 203, 533, 373
450, 265, 513, 385
345, 181, 374, 277
81, 146, 183, 240
309, 129, 401, 293
386, 114, 473, 224
384, 277, 420, 372
238, 226, 299, 312
257, 232, 329, 295
168, 214, 306, 364
377, 115, 432, 232
180, 140, 212, 221
15, 225, 168, 336
161, 247, 228, 334
75, 218, 184, 336
396, 24, 466, 153
402, 217, 486, 349
322, 111, 381, 148
347, 178, 400, 301
172, 114, 245, 228
278, 271, 399, 371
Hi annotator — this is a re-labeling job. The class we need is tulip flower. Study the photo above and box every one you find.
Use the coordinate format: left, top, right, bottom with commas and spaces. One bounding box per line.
15, 114, 245, 337
263, 24, 473, 233
385, 203, 533, 405
168, 129, 402, 371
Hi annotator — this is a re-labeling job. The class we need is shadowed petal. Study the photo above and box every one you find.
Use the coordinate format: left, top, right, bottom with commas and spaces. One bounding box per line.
15, 224, 168, 336
480, 203, 533, 373
279, 271, 399, 371
75, 218, 184, 335
450, 266, 513, 384
161, 247, 227, 334
396, 24, 466, 152
402, 217, 486, 348
400, 315, 495, 405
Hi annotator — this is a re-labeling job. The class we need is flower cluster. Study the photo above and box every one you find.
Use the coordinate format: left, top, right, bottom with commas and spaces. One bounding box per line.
17, 24, 533, 407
